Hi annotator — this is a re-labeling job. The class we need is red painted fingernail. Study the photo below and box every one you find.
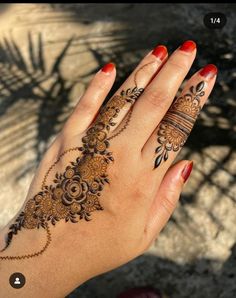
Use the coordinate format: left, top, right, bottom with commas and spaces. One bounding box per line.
179, 40, 196, 52
101, 62, 115, 74
199, 64, 218, 79
152, 45, 167, 60
181, 161, 193, 183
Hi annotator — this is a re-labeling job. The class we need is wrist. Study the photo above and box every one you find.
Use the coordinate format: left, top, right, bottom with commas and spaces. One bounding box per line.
0, 220, 89, 297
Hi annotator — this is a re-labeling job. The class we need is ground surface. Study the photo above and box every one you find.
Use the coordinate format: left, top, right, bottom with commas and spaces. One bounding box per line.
0, 4, 235, 298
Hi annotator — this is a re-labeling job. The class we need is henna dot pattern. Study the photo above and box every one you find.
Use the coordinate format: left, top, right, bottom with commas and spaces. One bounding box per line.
0, 86, 144, 259
154, 81, 205, 168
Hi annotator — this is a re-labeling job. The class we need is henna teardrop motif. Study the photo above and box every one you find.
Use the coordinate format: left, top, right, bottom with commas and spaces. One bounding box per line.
0, 86, 144, 256
154, 81, 205, 168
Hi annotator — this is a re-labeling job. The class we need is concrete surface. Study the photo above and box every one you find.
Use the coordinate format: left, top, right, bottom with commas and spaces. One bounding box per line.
0, 4, 235, 298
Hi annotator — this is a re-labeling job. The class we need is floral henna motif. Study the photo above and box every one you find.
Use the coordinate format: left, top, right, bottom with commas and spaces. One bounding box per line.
154, 81, 205, 168
0, 86, 143, 256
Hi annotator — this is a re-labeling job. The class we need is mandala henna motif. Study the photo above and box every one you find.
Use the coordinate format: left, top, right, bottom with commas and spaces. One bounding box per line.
0, 86, 144, 258
154, 81, 205, 168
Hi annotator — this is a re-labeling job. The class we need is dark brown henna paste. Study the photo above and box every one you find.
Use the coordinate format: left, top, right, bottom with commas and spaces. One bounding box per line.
108, 108, 133, 141
0, 59, 158, 258
0, 86, 143, 259
154, 81, 205, 168
0, 223, 51, 260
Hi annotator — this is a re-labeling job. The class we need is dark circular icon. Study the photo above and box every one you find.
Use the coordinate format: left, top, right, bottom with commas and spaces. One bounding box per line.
9, 272, 26, 289
204, 12, 227, 29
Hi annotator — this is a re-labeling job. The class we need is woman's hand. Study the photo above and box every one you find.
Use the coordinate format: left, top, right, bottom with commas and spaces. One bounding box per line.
0, 40, 217, 297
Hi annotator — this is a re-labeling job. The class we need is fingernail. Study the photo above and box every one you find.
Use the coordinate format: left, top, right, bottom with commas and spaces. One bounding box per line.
179, 40, 196, 52
199, 64, 218, 79
101, 62, 115, 74
152, 45, 167, 60
181, 161, 193, 183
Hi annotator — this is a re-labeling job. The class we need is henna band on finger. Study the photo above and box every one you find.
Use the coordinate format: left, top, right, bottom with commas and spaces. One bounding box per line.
154, 81, 205, 169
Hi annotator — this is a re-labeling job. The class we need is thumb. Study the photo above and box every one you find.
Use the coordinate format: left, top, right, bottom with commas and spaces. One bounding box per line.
145, 160, 193, 243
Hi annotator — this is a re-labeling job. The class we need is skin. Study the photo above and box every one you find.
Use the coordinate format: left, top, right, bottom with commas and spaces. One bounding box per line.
0, 41, 217, 298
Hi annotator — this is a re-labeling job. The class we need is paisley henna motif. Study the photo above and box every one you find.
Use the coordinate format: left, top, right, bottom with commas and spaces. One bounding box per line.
0, 86, 144, 258
154, 81, 205, 168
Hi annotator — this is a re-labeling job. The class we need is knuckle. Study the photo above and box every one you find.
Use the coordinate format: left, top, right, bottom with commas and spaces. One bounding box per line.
41, 138, 63, 167
168, 59, 187, 73
145, 88, 171, 110
132, 176, 152, 201
76, 100, 94, 115
161, 195, 177, 216
93, 78, 110, 93
62, 119, 77, 136
133, 186, 146, 201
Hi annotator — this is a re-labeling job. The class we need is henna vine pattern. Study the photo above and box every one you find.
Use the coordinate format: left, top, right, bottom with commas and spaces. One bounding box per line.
154, 81, 205, 168
0, 86, 143, 259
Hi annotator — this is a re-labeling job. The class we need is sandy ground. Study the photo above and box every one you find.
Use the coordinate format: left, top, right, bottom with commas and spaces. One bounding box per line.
0, 4, 235, 298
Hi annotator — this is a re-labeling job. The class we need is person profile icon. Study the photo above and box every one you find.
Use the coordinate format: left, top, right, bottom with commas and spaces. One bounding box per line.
14, 277, 21, 285
9, 272, 26, 289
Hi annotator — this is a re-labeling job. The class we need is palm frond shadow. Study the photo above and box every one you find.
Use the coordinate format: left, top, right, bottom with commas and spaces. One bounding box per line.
62, 27, 236, 210
0, 5, 235, 297
0, 33, 80, 179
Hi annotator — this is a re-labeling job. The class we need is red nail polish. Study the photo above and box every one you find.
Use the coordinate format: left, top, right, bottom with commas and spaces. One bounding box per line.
179, 40, 196, 52
199, 64, 218, 79
102, 62, 115, 74
152, 45, 167, 60
182, 161, 193, 183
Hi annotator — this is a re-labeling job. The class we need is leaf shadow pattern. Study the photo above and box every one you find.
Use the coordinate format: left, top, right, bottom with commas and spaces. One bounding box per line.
39, 4, 236, 297
0, 32, 80, 180
69, 242, 236, 298
55, 18, 236, 210
0, 4, 235, 297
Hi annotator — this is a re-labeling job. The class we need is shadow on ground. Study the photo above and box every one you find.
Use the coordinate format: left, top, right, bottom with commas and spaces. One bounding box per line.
0, 4, 235, 182
0, 3, 235, 298
69, 242, 236, 298
0, 33, 81, 178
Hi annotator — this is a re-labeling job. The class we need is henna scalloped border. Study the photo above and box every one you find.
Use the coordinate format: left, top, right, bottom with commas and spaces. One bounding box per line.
154, 81, 205, 168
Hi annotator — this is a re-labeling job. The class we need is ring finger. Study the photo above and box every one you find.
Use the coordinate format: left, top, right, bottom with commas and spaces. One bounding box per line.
142, 64, 218, 172
122, 40, 197, 148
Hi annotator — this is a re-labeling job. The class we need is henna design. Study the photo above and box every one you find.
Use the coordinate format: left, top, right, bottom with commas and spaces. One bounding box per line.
107, 61, 155, 141
108, 108, 133, 141
0, 59, 159, 258
0, 223, 51, 260
134, 61, 155, 87
154, 81, 205, 168
41, 147, 82, 190
0, 86, 143, 258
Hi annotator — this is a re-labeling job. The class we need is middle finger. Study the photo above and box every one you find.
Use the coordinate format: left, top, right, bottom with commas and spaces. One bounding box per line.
124, 40, 197, 148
